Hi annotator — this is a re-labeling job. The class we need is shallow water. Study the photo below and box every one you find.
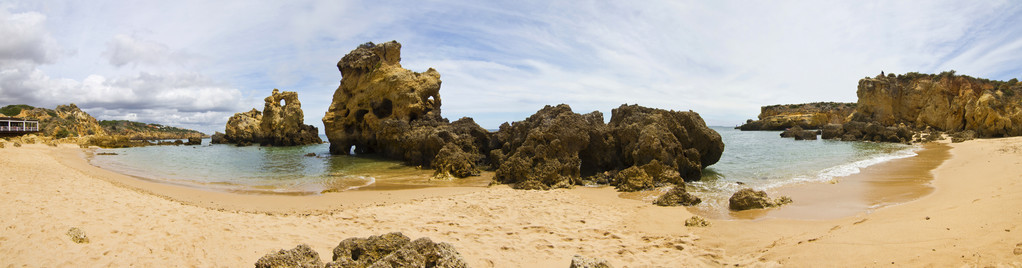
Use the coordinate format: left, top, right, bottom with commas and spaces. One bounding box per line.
89, 137, 488, 194
685, 127, 917, 214
90, 128, 915, 205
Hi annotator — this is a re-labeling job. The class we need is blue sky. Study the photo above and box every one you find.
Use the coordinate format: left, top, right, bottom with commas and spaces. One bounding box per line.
1, 1, 1021, 134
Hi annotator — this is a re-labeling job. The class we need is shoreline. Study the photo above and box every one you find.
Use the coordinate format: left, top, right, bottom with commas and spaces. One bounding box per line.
721, 142, 950, 220
1, 139, 1020, 266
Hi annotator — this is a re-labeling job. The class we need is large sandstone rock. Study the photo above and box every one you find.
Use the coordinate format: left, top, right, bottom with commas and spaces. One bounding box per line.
780, 126, 817, 140
854, 72, 1022, 138
323, 41, 444, 155
321, 41, 488, 179
219, 89, 322, 146
326, 232, 467, 268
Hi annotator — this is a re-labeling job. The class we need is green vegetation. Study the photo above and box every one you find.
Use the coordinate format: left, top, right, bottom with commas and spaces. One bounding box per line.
0, 104, 36, 117
55, 129, 71, 139
99, 120, 205, 138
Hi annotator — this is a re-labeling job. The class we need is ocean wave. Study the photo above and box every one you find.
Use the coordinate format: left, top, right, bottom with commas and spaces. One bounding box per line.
770, 146, 920, 188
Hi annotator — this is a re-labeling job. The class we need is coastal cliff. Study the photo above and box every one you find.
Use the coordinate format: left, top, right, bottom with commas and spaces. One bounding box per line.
99, 120, 206, 140
753, 72, 1022, 143
214, 89, 322, 146
322, 41, 724, 190
852, 72, 1022, 137
3, 104, 107, 137
738, 102, 856, 130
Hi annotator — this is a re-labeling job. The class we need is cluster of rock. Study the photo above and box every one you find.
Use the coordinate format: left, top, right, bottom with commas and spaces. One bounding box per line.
321, 41, 725, 191
255, 233, 467, 268
212, 89, 322, 146
728, 188, 792, 211
738, 102, 856, 130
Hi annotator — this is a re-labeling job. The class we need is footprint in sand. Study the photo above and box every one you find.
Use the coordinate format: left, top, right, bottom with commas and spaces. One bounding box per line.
1014, 243, 1022, 256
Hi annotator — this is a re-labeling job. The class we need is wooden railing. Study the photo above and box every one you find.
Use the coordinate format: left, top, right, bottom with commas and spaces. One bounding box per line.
0, 126, 39, 132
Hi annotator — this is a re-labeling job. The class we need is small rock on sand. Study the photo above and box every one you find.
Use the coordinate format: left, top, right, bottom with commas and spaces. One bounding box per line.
684, 216, 711, 227
570, 254, 613, 268
67, 227, 89, 244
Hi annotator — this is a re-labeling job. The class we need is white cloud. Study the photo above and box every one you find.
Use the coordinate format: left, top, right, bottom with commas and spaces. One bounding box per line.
103, 34, 197, 68
0, 7, 61, 67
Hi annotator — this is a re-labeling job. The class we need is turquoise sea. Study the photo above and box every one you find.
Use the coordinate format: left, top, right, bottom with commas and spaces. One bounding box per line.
90, 128, 916, 208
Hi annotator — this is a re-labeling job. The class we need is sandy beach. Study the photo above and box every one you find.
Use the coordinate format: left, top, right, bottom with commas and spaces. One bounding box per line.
1, 138, 1021, 267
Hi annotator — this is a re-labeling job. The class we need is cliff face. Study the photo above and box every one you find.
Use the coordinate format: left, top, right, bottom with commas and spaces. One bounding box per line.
738, 102, 856, 130
853, 72, 1022, 137
218, 89, 322, 146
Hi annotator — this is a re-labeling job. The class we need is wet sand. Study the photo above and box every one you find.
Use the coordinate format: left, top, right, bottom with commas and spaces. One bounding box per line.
2, 138, 1020, 266
730, 142, 951, 220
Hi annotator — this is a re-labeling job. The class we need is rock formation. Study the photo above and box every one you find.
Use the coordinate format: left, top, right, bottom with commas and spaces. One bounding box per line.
327, 232, 467, 268
728, 188, 792, 211
321, 41, 487, 180
653, 185, 702, 206
216, 89, 322, 146
255, 244, 323, 268
491, 104, 723, 190
321, 41, 724, 190
738, 102, 856, 130
851, 72, 1022, 138
779, 126, 818, 140
3, 103, 107, 137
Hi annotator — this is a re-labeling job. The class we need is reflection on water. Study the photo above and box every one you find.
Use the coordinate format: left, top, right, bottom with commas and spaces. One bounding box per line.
89, 138, 489, 194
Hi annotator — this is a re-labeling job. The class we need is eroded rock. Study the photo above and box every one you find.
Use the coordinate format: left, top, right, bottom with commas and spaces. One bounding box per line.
570, 255, 613, 268
653, 185, 702, 206
327, 232, 467, 268
728, 188, 792, 211
255, 244, 323, 268
322, 41, 488, 179
222, 89, 322, 146
780, 126, 817, 140
684, 216, 711, 227
67, 227, 89, 244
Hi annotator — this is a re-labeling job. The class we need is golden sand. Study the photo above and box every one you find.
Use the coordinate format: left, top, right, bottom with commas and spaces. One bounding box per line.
0, 138, 1020, 266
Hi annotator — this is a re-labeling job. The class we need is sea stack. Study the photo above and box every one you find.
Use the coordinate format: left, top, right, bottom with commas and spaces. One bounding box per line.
215, 89, 322, 146
321, 41, 490, 179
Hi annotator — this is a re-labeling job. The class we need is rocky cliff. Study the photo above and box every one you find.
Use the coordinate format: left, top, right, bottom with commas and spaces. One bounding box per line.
851, 72, 1022, 137
216, 89, 322, 146
738, 102, 856, 130
3, 103, 107, 137
100, 120, 206, 140
322, 41, 724, 190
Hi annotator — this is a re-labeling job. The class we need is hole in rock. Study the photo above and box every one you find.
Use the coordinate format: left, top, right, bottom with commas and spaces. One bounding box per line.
355, 109, 369, 123
372, 99, 393, 118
